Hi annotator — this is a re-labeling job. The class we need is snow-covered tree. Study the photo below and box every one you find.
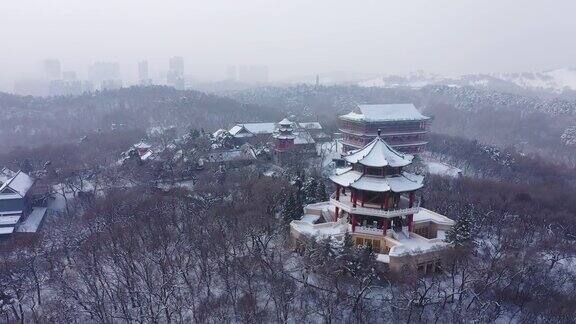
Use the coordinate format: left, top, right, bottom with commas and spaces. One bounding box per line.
300, 176, 317, 205
561, 126, 576, 146
282, 193, 302, 221
315, 180, 328, 202
446, 205, 477, 246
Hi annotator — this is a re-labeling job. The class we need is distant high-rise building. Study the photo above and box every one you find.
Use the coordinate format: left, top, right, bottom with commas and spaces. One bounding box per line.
43, 59, 61, 80
169, 56, 184, 77
49, 79, 83, 96
89, 62, 120, 82
239, 65, 269, 84
226, 65, 237, 81
62, 71, 77, 80
167, 56, 185, 90
138, 60, 149, 84
89, 62, 121, 90
101, 79, 123, 91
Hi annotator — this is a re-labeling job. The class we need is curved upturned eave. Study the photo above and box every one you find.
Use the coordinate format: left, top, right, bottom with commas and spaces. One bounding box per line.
330, 170, 423, 193
342, 136, 413, 168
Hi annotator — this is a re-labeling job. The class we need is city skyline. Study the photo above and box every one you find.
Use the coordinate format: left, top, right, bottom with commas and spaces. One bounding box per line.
2, 0, 576, 92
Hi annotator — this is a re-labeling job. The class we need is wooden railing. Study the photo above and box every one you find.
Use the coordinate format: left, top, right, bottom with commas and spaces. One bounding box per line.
330, 193, 420, 218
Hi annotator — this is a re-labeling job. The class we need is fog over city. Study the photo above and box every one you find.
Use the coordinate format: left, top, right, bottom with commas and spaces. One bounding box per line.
1, 0, 576, 91
2, 1, 576, 323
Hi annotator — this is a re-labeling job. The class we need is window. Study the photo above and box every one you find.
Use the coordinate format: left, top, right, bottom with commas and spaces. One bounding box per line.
356, 237, 364, 246
373, 240, 381, 252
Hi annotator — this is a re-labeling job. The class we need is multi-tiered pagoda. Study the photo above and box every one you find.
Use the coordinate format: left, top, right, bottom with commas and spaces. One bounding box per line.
339, 104, 430, 154
291, 131, 455, 273
330, 131, 423, 241
273, 118, 296, 152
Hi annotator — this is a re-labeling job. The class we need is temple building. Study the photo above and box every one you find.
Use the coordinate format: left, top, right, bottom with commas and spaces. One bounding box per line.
0, 170, 48, 238
274, 118, 296, 153
222, 118, 326, 147
339, 104, 430, 154
290, 132, 455, 273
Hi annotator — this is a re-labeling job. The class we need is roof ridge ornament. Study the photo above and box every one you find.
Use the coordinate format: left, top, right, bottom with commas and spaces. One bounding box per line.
377, 129, 382, 137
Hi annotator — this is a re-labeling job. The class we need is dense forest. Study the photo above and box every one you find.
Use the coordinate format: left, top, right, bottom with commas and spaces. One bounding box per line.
1, 85, 576, 322
0, 87, 278, 152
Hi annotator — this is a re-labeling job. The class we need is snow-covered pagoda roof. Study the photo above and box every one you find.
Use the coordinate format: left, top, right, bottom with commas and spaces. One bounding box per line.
340, 104, 430, 122
343, 136, 413, 167
278, 118, 292, 126
330, 169, 423, 193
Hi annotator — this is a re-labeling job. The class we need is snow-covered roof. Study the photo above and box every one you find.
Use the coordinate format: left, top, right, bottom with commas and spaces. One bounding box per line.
330, 170, 362, 187
242, 123, 276, 134
134, 141, 152, 149
340, 104, 430, 122
16, 207, 47, 233
0, 168, 16, 184
278, 118, 292, 126
140, 150, 153, 161
212, 128, 227, 138
0, 171, 35, 198
387, 173, 424, 192
343, 136, 413, 167
294, 131, 315, 145
301, 214, 320, 224
0, 214, 21, 226
229, 121, 322, 137
298, 122, 323, 130
0, 227, 15, 235
413, 208, 455, 226
330, 170, 423, 192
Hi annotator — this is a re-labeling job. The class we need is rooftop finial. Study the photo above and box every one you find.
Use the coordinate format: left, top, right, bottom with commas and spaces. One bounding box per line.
377, 128, 381, 137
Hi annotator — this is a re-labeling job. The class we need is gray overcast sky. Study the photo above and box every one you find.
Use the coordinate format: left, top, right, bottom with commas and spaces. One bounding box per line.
1, 0, 575, 86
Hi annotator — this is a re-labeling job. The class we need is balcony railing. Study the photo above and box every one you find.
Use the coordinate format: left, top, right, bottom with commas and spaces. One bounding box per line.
330, 193, 420, 218
339, 128, 429, 137
341, 138, 428, 149
355, 226, 384, 235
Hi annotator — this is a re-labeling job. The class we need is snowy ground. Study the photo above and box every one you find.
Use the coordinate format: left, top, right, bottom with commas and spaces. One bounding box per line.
422, 156, 462, 178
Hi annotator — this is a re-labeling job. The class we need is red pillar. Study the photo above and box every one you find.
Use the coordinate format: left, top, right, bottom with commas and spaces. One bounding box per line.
384, 193, 389, 210
409, 191, 415, 208
407, 214, 414, 232
336, 185, 340, 201
352, 189, 358, 207
351, 214, 357, 232
380, 192, 385, 209
335, 207, 340, 220
382, 218, 389, 234
361, 190, 365, 207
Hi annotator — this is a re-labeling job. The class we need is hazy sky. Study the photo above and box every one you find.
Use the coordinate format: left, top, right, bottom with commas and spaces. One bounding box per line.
1, 0, 576, 87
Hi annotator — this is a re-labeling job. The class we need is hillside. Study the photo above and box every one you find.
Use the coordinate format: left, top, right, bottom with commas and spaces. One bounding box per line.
220, 84, 576, 165
0, 86, 279, 151
358, 68, 576, 95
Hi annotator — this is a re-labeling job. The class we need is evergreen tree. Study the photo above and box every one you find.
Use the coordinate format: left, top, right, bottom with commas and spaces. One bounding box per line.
315, 180, 328, 202
301, 177, 318, 204
282, 193, 303, 221
446, 205, 477, 246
